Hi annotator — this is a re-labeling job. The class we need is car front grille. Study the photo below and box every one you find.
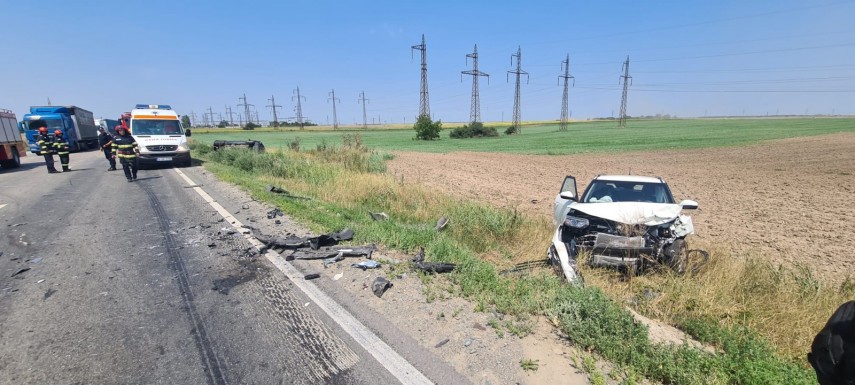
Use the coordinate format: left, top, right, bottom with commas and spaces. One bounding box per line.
146, 145, 177, 151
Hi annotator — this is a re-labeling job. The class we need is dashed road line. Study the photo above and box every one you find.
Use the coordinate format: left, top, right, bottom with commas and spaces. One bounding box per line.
173, 168, 433, 385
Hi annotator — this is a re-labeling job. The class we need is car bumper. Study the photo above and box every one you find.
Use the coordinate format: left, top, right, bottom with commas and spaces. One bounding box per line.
137, 151, 190, 166
581, 232, 652, 268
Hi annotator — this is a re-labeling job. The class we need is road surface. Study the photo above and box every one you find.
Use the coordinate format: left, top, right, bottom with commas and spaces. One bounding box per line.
0, 151, 466, 384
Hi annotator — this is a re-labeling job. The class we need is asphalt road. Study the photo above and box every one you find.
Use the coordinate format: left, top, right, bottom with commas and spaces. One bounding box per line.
0, 151, 463, 384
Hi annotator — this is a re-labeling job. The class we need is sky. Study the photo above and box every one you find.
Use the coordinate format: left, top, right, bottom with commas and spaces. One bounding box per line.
2, 0, 854, 125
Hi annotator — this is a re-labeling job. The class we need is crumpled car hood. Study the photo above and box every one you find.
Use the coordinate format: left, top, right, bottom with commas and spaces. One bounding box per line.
570, 202, 683, 226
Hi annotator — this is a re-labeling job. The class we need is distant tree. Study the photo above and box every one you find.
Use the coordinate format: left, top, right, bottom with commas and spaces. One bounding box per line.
217, 120, 228, 128
504, 125, 518, 135
271, 121, 280, 127
413, 115, 442, 140
181, 115, 192, 128
450, 122, 498, 139
243, 122, 258, 130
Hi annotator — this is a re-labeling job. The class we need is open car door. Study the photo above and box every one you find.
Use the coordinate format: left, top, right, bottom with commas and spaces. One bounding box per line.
552, 175, 577, 226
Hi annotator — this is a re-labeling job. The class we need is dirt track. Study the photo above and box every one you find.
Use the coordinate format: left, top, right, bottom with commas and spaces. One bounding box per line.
388, 132, 855, 281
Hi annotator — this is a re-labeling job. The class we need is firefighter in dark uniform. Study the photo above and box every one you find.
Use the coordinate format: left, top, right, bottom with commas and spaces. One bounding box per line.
111, 125, 139, 182
36, 126, 59, 173
53, 130, 70, 172
98, 127, 116, 171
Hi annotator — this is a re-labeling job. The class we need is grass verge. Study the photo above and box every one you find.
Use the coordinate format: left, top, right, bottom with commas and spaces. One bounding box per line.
191, 140, 832, 384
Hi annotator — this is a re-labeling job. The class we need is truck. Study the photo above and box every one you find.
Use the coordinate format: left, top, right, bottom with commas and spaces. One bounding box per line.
0, 109, 26, 169
95, 118, 120, 132
129, 104, 192, 167
22, 106, 99, 153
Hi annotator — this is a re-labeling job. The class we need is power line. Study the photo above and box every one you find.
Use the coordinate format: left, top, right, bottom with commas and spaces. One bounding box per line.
328, 89, 340, 129
619, 56, 632, 128
267, 95, 282, 125
461, 44, 490, 124
507, 46, 528, 134
292, 87, 306, 130
358, 91, 369, 129
412, 34, 430, 119
558, 54, 575, 131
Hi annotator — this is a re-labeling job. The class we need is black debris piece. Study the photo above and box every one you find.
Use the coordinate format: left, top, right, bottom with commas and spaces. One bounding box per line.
414, 261, 456, 274
274, 219, 281, 225
44, 288, 57, 300
412, 246, 425, 262
323, 253, 345, 268
11, 268, 30, 277
213, 140, 265, 152
304, 273, 321, 280
372, 277, 393, 298
290, 245, 376, 261
267, 185, 289, 194
266, 208, 283, 219
435, 338, 450, 348
256, 228, 354, 251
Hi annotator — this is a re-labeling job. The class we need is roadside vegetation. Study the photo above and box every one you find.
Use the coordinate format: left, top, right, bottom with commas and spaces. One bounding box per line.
189, 130, 850, 384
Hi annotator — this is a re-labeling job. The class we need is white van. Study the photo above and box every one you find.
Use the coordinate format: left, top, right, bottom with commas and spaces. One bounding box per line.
129, 104, 191, 167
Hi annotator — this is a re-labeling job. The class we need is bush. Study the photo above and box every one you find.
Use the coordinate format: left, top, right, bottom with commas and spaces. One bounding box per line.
413, 115, 442, 140
505, 125, 518, 135
450, 122, 498, 139
243, 122, 258, 130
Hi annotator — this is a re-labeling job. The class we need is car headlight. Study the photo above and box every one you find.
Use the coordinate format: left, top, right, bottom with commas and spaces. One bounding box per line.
177, 143, 190, 151
564, 216, 589, 229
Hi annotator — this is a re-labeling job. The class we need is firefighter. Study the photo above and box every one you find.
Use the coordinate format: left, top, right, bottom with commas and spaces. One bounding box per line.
53, 130, 70, 172
111, 125, 139, 182
36, 126, 59, 173
98, 127, 116, 171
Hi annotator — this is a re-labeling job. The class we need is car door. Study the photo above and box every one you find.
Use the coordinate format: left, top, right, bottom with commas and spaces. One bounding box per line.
552, 176, 577, 226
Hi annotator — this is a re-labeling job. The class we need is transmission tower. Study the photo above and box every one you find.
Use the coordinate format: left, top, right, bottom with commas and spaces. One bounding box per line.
358, 91, 369, 129
292, 87, 306, 130
225, 106, 234, 126
189, 111, 198, 127
558, 54, 575, 131
267, 95, 282, 126
461, 44, 489, 124
411, 34, 430, 119
328, 89, 340, 129
206, 106, 215, 127
507, 46, 529, 134
238, 93, 254, 127
619, 56, 632, 128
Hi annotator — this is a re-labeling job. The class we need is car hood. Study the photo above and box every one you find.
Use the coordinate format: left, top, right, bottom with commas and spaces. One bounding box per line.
570, 202, 683, 226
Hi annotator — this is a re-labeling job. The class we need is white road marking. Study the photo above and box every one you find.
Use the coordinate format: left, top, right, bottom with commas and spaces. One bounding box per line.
173, 168, 432, 385
0, 204, 6, 210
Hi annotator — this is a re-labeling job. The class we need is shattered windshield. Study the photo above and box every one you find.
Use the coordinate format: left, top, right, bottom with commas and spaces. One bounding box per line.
130, 119, 183, 135
582, 180, 675, 204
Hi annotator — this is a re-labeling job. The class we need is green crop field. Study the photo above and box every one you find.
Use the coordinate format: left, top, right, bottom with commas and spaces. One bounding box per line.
191, 117, 854, 155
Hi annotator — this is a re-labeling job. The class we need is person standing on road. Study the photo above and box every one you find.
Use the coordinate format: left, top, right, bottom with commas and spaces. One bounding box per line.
98, 127, 116, 171
36, 126, 59, 174
111, 125, 139, 182
53, 130, 71, 172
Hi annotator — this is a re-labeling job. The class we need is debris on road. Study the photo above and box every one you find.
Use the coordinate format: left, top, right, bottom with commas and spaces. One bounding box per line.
43, 288, 56, 300
368, 211, 389, 221
304, 273, 321, 280
332, 272, 344, 281
256, 228, 354, 251
435, 216, 449, 231
266, 184, 289, 194
414, 261, 455, 274
372, 277, 393, 298
10, 268, 30, 277
352, 260, 381, 270
435, 338, 450, 348
266, 208, 283, 219
289, 245, 375, 261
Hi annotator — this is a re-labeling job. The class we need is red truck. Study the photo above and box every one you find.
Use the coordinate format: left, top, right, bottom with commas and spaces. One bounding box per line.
0, 109, 26, 169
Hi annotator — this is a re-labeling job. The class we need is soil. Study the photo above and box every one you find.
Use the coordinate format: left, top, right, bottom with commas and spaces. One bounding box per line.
387, 132, 855, 282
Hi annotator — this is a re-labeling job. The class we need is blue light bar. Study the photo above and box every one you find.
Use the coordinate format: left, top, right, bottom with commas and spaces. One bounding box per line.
134, 104, 172, 110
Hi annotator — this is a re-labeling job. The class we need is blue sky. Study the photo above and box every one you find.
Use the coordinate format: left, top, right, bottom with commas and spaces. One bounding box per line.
2, 0, 854, 125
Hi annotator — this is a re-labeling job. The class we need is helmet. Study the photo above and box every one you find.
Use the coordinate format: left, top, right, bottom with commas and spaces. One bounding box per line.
54, 130, 62, 136
38, 126, 48, 134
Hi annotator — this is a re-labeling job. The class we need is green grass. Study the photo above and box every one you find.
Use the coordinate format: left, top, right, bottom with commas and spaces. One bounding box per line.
192, 117, 855, 155
192, 143, 820, 384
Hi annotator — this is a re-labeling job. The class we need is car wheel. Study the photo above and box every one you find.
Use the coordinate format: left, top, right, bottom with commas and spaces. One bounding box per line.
665, 239, 688, 275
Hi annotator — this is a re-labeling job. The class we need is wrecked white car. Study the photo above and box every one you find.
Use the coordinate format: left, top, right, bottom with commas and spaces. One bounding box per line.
548, 175, 698, 283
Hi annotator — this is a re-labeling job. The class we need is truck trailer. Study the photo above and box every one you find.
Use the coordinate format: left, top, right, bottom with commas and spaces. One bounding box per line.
23, 106, 99, 153
0, 109, 26, 169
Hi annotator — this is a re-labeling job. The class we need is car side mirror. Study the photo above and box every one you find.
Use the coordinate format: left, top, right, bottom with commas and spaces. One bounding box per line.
559, 191, 577, 201
185, 129, 191, 137
680, 199, 698, 210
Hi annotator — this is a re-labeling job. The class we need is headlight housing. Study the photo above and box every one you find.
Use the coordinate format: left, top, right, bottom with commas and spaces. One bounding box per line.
564, 216, 589, 229
177, 143, 190, 151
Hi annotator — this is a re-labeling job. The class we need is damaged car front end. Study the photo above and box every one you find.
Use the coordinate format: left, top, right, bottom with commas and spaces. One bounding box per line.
548, 175, 698, 284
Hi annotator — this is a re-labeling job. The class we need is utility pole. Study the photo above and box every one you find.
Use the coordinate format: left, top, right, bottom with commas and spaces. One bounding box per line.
225, 106, 234, 126
237, 113, 243, 127
292, 87, 306, 130
189, 111, 198, 127
238, 93, 253, 128
619, 56, 632, 128
461, 44, 489, 125
207, 106, 215, 127
558, 54, 575, 131
328, 89, 340, 129
507, 46, 529, 134
412, 34, 430, 119
358, 91, 369, 129
267, 95, 281, 126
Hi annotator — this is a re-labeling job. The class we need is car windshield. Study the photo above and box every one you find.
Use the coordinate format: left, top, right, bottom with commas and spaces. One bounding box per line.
131, 119, 183, 135
28, 119, 63, 131
581, 180, 674, 204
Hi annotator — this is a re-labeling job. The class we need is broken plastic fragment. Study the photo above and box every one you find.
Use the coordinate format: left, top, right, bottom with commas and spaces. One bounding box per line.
368, 211, 389, 221
352, 260, 382, 270
372, 277, 393, 298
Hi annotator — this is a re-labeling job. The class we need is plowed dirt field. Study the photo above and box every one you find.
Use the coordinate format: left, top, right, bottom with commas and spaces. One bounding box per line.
387, 132, 855, 281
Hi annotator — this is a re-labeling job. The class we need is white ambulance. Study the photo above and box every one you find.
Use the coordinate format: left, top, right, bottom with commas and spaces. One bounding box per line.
128, 104, 191, 167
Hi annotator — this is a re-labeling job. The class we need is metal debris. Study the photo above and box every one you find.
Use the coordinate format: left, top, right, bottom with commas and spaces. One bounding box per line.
372, 277, 393, 298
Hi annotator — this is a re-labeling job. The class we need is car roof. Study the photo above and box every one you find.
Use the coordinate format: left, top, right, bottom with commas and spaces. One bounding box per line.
594, 175, 664, 184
